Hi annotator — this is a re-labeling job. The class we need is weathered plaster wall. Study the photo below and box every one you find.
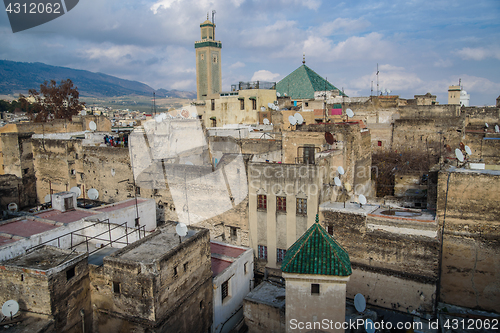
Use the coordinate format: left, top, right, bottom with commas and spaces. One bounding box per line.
436, 169, 500, 312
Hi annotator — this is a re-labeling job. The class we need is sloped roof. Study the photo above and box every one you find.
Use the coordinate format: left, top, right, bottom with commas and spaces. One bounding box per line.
276, 64, 347, 100
281, 215, 352, 276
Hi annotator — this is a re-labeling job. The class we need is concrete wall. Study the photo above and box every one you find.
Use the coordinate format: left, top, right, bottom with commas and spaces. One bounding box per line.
92, 198, 157, 231
436, 168, 500, 312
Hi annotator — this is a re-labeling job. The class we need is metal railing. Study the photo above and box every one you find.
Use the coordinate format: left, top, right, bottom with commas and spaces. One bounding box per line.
25, 219, 146, 256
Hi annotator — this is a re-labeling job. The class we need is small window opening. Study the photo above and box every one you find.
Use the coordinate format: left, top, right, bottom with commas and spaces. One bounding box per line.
311, 283, 320, 295
113, 281, 120, 293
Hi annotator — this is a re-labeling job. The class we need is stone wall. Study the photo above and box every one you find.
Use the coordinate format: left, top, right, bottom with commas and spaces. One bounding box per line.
320, 209, 439, 313
436, 168, 500, 312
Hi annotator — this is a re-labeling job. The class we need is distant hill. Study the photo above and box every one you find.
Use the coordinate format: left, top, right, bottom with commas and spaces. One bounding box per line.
0, 60, 196, 99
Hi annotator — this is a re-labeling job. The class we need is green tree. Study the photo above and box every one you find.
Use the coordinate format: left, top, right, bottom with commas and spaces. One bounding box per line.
25, 79, 85, 122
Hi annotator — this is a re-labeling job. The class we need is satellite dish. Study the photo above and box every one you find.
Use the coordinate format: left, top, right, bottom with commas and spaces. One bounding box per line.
70, 186, 81, 197
260, 106, 266, 112
8, 203, 18, 212
181, 109, 190, 118
359, 194, 367, 205
176, 222, 188, 237
263, 118, 270, 125
325, 132, 334, 145
2, 300, 19, 318
334, 177, 341, 186
455, 148, 464, 162
294, 113, 304, 125
87, 188, 99, 200
464, 145, 472, 156
44, 194, 51, 203
337, 166, 345, 175
485, 123, 489, 128
495, 125, 499, 133
345, 183, 352, 192
267, 102, 274, 109
89, 121, 97, 131
191, 112, 198, 118
284, 93, 287, 96
111, 168, 116, 176
365, 319, 375, 333
346, 109, 354, 118
288, 115, 297, 126
277, 92, 281, 97
185, 161, 194, 165
354, 293, 366, 312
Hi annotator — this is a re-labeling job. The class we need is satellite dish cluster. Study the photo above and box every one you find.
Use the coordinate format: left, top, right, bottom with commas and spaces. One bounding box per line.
288, 113, 304, 126
346, 108, 354, 118
267, 102, 279, 111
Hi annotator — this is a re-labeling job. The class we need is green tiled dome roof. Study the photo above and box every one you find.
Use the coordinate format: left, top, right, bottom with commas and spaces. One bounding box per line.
276, 64, 347, 100
281, 215, 352, 276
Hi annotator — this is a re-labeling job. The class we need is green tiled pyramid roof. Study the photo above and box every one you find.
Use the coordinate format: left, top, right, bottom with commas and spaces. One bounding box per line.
276, 64, 347, 100
281, 215, 352, 276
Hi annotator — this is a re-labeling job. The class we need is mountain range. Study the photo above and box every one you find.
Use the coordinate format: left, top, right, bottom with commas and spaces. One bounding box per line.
0, 60, 196, 99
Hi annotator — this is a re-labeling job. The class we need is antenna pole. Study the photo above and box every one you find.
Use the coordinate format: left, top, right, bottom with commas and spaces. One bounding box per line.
376, 63, 379, 97
371, 81, 373, 97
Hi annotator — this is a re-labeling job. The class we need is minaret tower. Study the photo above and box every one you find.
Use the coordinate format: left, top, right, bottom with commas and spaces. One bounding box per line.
195, 12, 222, 100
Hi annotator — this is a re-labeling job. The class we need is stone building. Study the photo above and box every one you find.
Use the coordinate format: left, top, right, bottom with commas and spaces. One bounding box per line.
320, 202, 439, 314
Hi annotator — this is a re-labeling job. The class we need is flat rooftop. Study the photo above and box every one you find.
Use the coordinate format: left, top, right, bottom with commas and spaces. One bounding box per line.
211, 242, 246, 258
0, 219, 60, 239
2, 246, 82, 271
320, 202, 379, 215
211, 257, 232, 277
34, 209, 99, 224
116, 223, 199, 264
244, 281, 285, 308
93, 198, 148, 212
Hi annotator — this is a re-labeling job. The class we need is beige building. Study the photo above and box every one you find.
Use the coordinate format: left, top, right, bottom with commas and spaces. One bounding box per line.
195, 85, 277, 128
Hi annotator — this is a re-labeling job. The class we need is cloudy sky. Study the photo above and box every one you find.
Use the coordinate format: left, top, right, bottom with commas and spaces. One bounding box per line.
1, 0, 499, 105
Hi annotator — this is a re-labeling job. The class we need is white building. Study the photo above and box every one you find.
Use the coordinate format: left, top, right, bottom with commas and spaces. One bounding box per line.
211, 241, 254, 333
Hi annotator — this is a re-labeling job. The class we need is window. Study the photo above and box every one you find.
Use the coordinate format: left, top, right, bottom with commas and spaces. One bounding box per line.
311, 283, 320, 295
211, 99, 215, 111
113, 281, 120, 294
135, 186, 140, 195
327, 225, 334, 235
305, 102, 309, 107
258, 245, 267, 260
23, 168, 29, 175
277, 248, 286, 263
296, 198, 307, 215
276, 196, 286, 213
184, 262, 188, 272
244, 262, 248, 274
230, 227, 237, 238
213, 54, 218, 64
257, 194, 267, 210
378, 141, 382, 147
303, 145, 315, 164
201, 54, 204, 61
252, 99, 257, 110
173, 266, 178, 277
221, 280, 229, 301
240, 99, 244, 110
66, 267, 75, 281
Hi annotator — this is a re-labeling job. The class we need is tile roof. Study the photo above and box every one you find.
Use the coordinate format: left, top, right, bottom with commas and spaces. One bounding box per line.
281, 215, 352, 276
276, 65, 347, 100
